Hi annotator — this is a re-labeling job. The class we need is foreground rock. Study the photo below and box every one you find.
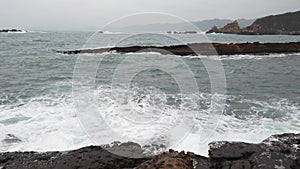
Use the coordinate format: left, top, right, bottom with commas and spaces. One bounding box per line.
58, 42, 300, 56
209, 133, 300, 169
0, 144, 150, 169
0, 133, 299, 169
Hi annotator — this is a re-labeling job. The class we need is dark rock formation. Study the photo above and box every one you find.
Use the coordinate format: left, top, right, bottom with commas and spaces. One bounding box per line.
167, 31, 198, 34
206, 26, 219, 34
0, 144, 150, 169
209, 133, 300, 169
207, 21, 241, 34
2, 134, 22, 144
136, 149, 195, 169
57, 42, 300, 56
0, 133, 299, 169
207, 11, 300, 35
0, 29, 25, 33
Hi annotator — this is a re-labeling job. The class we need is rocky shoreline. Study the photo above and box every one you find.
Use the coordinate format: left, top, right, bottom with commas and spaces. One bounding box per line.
0, 133, 299, 169
58, 42, 300, 56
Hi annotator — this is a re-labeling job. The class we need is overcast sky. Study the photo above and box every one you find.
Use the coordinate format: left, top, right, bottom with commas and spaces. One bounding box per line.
1, 0, 299, 30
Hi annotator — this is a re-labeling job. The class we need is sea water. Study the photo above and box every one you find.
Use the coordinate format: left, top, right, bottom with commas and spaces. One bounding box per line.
0, 31, 299, 156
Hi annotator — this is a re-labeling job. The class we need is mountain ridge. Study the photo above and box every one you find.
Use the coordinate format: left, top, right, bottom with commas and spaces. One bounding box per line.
207, 11, 300, 35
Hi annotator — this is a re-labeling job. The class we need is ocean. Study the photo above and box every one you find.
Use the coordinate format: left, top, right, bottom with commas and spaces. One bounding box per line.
0, 31, 299, 157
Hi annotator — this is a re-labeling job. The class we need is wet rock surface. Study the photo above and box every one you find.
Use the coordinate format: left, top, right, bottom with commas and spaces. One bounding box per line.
0, 133, 299, 169
136, 149, 195, 169
0, 145, 150, 169
58, 42, 300, 56
209, 133, 300, 169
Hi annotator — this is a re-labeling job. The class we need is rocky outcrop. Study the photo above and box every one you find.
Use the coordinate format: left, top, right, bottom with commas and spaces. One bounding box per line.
209, 133, 300, 169
136, 150, 195, 169
0, 29, 26, 33
57, 42, 300, 56
207, 20, 241, 34
0, 133, 299, 169
0, 143, 150, 169
207, 11, 300, 35
167, 31, 198, 34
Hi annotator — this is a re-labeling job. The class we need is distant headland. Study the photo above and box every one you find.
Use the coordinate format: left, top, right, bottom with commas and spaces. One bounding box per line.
207, 11, 300, 35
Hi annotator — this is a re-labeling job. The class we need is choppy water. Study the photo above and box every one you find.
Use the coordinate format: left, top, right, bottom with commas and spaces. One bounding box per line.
0, 31, 299, 156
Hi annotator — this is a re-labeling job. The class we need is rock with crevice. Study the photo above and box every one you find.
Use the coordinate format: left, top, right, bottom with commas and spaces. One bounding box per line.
136, 149, 195, 169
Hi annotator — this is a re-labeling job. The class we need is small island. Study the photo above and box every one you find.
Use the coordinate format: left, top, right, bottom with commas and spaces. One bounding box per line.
58, 42, 300, 56
0, 29, 27, 33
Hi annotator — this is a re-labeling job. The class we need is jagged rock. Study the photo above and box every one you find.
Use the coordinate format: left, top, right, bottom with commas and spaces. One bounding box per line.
136, 149, 195, 169
0, 133, 299, 169
0, 145, 150, 169
0, 29, 25, 33
209, 133, 300, 169
103, 141, 146, 158
207, 20, 241, 34
206, 26, 219, 33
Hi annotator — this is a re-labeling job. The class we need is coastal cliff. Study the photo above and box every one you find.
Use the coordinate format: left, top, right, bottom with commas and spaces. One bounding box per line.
207, 11, 300, 35
0, 133, 299, 169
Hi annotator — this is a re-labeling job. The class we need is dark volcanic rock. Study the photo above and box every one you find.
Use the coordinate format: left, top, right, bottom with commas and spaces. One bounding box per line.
209, 133, 300, 169
0, 145, 150, 169
136, 149, 195, 169
0, 133, 299, 169
58, 42, 300, 56
0, 29, 25, 33
207, 20, 241, 34
206, 26, 219, 34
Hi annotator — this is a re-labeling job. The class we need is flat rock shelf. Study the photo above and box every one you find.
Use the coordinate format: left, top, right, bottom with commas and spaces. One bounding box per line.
57, 42, 300, 56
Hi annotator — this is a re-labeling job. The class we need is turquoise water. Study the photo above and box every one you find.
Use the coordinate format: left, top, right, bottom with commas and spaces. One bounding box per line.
0, 31, 299, 156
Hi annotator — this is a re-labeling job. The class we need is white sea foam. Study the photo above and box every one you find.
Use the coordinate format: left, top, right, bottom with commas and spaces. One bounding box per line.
102, 31, 123, 34
0, 83, 299, 157
6, 30, 28, 34
177, 53, 300, 60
